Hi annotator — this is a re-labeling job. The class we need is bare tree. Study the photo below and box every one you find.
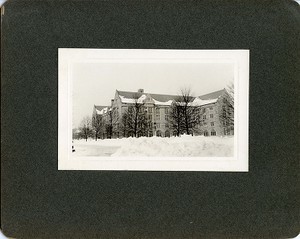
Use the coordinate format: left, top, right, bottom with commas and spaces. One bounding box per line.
178, 87, 200, 135
120, 111, 130, 137
92, 114, 104, 141
168, 88, 202, 136
121, 94, 152, 137
105, 109, 114, 139
168, 100, 184, 136
219, 82, 234, 135
72, 128, 81, 140
79, 116, 93, 141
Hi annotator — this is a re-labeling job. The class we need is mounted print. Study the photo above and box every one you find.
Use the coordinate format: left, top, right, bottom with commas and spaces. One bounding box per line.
58, 49, 249, 171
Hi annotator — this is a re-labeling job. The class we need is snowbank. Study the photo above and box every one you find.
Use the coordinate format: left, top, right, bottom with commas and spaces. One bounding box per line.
111, 135, 233, 157
74, 135, 234, 157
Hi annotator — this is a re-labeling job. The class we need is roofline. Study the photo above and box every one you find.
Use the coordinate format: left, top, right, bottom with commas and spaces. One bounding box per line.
117, 90, 181, 98
198, 89, 224, 98
117, 89, 224, 99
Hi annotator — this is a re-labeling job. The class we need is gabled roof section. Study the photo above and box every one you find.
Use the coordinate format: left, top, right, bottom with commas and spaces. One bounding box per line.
94, 105, 110, 115
117, 90, 180, 101
116, 89, 224, 106
117, 90, 181, 105
94, 105, 107, 111
198, 89, 225, 100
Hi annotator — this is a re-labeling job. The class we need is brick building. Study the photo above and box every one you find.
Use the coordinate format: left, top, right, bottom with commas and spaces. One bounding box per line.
93, 88, 233, 138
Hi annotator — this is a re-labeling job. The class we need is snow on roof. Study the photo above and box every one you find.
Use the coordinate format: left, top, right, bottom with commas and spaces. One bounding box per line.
117, 89, 224, 106
118, 90, 179, 102
190, 89, 225, 106
137, 94, 147, 103
118, 90, 179, 106
94, 105, 107, 111
190, 97, 218, 106
153, 99, 174, 106
95, 106, 110, 115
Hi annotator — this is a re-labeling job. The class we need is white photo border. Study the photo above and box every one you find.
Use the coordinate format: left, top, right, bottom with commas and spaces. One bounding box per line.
58, 49, 249, 171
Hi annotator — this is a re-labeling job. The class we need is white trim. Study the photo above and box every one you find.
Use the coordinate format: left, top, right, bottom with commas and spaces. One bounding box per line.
58, 49, 249, 172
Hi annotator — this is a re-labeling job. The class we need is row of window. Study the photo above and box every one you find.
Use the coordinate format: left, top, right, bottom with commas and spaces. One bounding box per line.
203, 114, 214, 119
204, 130, 216, 136
150, 114, 217, 126
147, 114, 169, 121
200, 122, 215, 126
154, 123, 169, 128
147, 106, 214, 114
147, 107, 169, 114
147, 121, 216, 129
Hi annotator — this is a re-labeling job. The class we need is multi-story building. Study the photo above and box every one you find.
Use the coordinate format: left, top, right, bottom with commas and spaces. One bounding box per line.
93, 88, 233, 138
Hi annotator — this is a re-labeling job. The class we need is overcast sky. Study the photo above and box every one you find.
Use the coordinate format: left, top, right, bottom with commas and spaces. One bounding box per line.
72, 62, 233, 128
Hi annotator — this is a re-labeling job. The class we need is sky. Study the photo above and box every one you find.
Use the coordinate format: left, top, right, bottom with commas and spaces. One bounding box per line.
72, 62, 234, 128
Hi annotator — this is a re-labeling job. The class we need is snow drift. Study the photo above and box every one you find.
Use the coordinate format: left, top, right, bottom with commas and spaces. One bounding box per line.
111, 135, 233, 157
74, 135, 234, 157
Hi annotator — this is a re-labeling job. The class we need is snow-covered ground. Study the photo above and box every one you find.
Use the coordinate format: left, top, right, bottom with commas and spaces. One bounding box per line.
73, 135, 234, 157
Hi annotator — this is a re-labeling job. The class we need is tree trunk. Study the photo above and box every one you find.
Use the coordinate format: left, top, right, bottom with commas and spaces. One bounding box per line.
185, 114, 189, 135
134, 114, 138, 137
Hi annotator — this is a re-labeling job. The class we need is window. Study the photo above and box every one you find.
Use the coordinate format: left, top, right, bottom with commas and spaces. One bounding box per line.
148, 107, 153, 113
211, 122, 214, 126
148, 115, 152, 120
203, 115, 206, 119
156, 115, 160, 121
203, 108, 206, 113
211, 130, 216, 136
210, 114, 213, 118
210, 107, 213, 110
156, 123, 160, 128
156, 108, 160, 114
165, 115, 169, 121
165, 123, 169, 128
165, 108, 169, 114
204, 131, 209, 136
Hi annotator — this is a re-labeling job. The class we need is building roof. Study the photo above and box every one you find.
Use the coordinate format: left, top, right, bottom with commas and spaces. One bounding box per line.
94, 105, 110, 115
116, 89, 224, 106
198, 89, 225, 100
94, 105, 108, 111
117, 90, 181, 102
117, 90, 184, 106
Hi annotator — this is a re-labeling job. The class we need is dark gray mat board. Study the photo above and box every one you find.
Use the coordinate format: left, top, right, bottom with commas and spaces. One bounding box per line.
1, 0, 299, 238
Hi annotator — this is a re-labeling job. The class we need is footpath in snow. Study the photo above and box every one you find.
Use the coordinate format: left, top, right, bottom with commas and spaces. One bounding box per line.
73, 135, 234, 157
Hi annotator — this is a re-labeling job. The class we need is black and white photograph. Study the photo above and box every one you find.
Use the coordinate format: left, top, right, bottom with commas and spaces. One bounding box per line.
58, 49, 249, 171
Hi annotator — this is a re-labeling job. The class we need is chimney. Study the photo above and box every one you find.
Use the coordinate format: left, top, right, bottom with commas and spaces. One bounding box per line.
138, 89, 144, 93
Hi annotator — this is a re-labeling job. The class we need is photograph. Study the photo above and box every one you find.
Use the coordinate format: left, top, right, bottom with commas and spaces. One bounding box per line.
58, 49, 249, 171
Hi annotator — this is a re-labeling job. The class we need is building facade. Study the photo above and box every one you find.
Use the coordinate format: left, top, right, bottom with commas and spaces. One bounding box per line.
93, 88, 234, 138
